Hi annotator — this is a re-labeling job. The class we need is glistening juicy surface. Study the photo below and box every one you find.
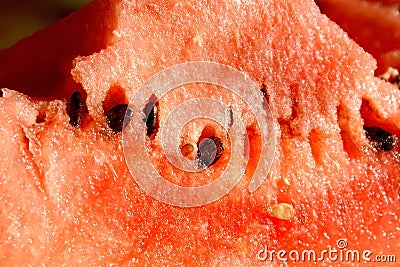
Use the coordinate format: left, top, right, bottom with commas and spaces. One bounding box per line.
1, 0, 400, 265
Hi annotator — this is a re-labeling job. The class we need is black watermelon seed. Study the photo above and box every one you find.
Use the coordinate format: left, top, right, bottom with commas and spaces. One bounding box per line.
364, 126, 398, 151
143, 97, 159, 137
260, 84, 267, 97
106, 104, 132, 133
68, 91, 84, 126
0, 89, 3, 97
260, 83, 270, 104
197, 136, 224, 167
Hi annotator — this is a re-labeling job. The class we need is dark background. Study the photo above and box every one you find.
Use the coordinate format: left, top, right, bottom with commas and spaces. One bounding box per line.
0, 0, 91, 49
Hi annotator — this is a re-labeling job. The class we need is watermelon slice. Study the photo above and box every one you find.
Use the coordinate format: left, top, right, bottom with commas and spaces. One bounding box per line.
316, 0, 400, 74
1, 0, 400, 265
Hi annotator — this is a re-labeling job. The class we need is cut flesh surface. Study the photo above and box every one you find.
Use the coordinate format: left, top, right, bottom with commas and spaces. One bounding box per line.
0, 0, 399, 266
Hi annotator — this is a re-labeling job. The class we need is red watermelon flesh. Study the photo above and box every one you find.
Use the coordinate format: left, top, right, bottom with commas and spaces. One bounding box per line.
316, 0, 400, 74
0, 0, 400, 266
0, 0, 117, 99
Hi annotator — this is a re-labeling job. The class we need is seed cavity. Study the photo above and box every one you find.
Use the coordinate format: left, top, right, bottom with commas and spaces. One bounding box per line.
269, 203, 295, 220
197, 136, 224, 168
68, 91, 84, 126
364, 126, 397, 151
106, 104, 133, 133
103, 84, 128, 114
36, 103, 48, 123
143, 95, 159, 137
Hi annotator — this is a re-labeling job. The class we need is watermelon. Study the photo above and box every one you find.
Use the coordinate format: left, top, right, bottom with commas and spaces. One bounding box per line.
316, 0, 400, 74
1, 0, 400, 266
